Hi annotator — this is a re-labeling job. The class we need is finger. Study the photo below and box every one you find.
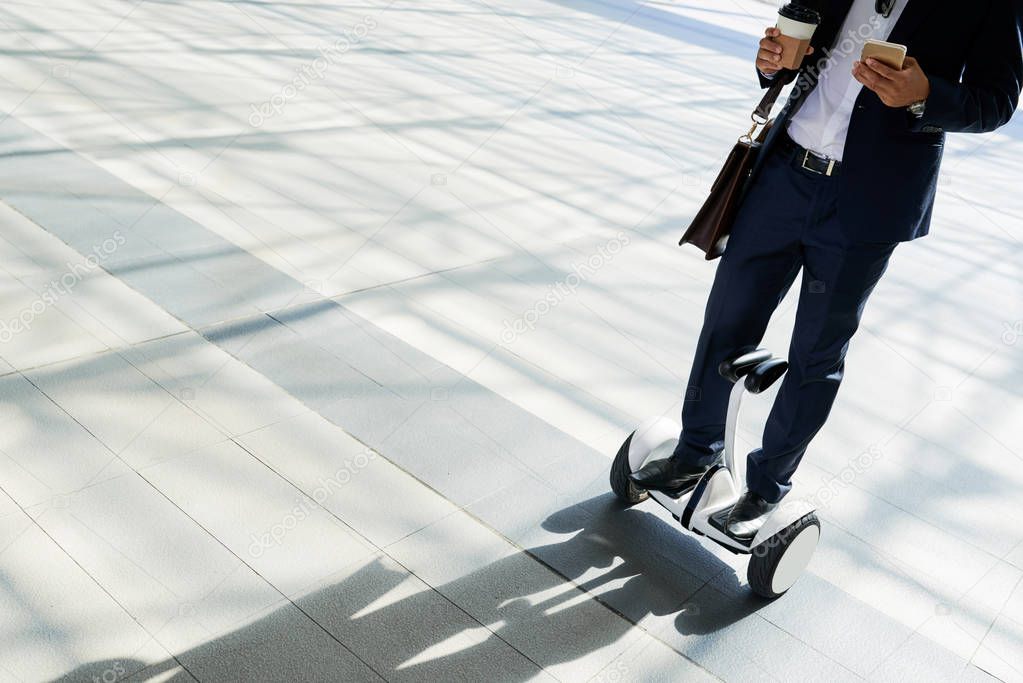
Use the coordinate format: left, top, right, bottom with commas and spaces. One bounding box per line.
865, 57, 898, 79
852, 62, 880, 90
759, 37, 782, 54
765, 27, 781, 38
757, 59, 781, 74
903, 56, 919, 70
758, 47, 782, 64
805, 45, 815, 56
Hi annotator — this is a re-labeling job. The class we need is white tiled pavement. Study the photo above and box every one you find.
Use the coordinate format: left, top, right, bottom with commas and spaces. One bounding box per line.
1, 0, 1022, 681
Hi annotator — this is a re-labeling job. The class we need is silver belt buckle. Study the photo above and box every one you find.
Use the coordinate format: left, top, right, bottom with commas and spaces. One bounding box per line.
801, 149, 836, 177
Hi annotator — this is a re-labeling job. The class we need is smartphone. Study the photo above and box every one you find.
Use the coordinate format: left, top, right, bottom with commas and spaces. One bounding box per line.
861, 39, 907, 69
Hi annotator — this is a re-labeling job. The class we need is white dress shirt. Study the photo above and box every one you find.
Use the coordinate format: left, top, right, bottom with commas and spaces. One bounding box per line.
786, 0, 908, 161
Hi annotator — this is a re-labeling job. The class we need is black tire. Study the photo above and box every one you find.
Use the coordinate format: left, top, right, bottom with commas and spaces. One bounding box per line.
610, 432, 648, 505
747, 513, 820, 599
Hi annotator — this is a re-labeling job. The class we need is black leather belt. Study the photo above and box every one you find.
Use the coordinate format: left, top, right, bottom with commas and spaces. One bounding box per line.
776, 131, 841, 177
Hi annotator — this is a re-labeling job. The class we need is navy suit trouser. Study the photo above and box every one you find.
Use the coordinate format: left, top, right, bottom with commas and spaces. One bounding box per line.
674, 143, 897, 503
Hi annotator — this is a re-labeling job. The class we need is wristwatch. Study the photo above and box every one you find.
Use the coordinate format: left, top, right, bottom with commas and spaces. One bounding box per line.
908, 99, 927, 118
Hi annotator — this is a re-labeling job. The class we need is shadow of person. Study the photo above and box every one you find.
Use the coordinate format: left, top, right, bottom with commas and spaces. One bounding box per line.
55, 494, 769, 681
528, 492, 769, 636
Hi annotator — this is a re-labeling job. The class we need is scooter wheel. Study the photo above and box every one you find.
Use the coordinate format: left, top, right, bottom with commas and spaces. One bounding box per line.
610, 432, 648, 505
747, 513, 820, 599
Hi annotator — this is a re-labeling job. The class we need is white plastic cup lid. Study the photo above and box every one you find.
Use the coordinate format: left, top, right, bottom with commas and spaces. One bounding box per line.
777, 15, 817, 40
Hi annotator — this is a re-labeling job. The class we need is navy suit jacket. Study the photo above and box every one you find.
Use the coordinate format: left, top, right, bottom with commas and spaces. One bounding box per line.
754, 0, 1023, 243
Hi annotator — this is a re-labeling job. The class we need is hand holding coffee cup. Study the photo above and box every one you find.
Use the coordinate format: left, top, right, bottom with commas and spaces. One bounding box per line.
758, 28, 814, 76
771, 1, 821, 71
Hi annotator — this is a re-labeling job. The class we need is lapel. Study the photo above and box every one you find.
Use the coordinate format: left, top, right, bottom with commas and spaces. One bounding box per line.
888, 0, 939, 45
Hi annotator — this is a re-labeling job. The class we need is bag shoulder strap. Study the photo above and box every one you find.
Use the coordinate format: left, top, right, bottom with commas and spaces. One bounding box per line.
753, 77, 787, 122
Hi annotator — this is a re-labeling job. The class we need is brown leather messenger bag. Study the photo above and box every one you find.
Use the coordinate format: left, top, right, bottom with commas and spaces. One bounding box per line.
679, 79, 787, 260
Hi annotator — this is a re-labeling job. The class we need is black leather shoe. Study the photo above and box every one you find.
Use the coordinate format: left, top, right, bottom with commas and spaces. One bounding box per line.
726, 491, 778, 540
628, 454, 722, 498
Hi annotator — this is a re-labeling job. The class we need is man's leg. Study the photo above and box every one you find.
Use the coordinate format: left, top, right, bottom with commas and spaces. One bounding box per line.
631, 150, 815, 494
673, 224, 802, 466
745, 238, 898, 503
674, 149, 822, 467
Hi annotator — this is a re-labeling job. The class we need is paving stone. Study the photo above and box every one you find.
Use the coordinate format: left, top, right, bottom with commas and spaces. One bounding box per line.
593, 634, 722, 683
174, 600, 382, 683
26, 473, 286, 659
647, 576, 864, 683
388, 511, 650, 681
0, 201, 186, 348
869, 631, 997, 683
0, 513, 166, 681
295, 553, 550, 682
139, 439, 377, 598
0, 372, 132, 507
0, 273, 109, 370
971, 614, 1023, 683
235, 411, 458, 548
120, 332, 309, 437
25, 349, 227, 470
120, 656, 200, 682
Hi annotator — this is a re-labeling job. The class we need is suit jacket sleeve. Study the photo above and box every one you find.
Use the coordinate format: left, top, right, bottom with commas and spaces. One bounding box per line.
758, 68, 798, 89
913, 0, 1023, 133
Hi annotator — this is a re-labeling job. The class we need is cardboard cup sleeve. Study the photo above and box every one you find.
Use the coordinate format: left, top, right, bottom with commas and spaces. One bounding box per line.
775, 34, 812, 70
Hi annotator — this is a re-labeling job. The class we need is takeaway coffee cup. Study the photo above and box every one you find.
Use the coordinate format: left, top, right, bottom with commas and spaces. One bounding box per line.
776, 2, 821, 70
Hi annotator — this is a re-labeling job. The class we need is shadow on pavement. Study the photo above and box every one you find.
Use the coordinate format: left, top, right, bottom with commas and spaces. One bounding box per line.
55, 494, 764, 681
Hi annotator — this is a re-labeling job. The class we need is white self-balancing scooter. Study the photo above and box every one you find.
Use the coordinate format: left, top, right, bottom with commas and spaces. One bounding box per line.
610, 349, 820, 599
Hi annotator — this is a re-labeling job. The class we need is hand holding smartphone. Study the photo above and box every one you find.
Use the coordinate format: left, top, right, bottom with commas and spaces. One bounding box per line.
861, 39, 907, 70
